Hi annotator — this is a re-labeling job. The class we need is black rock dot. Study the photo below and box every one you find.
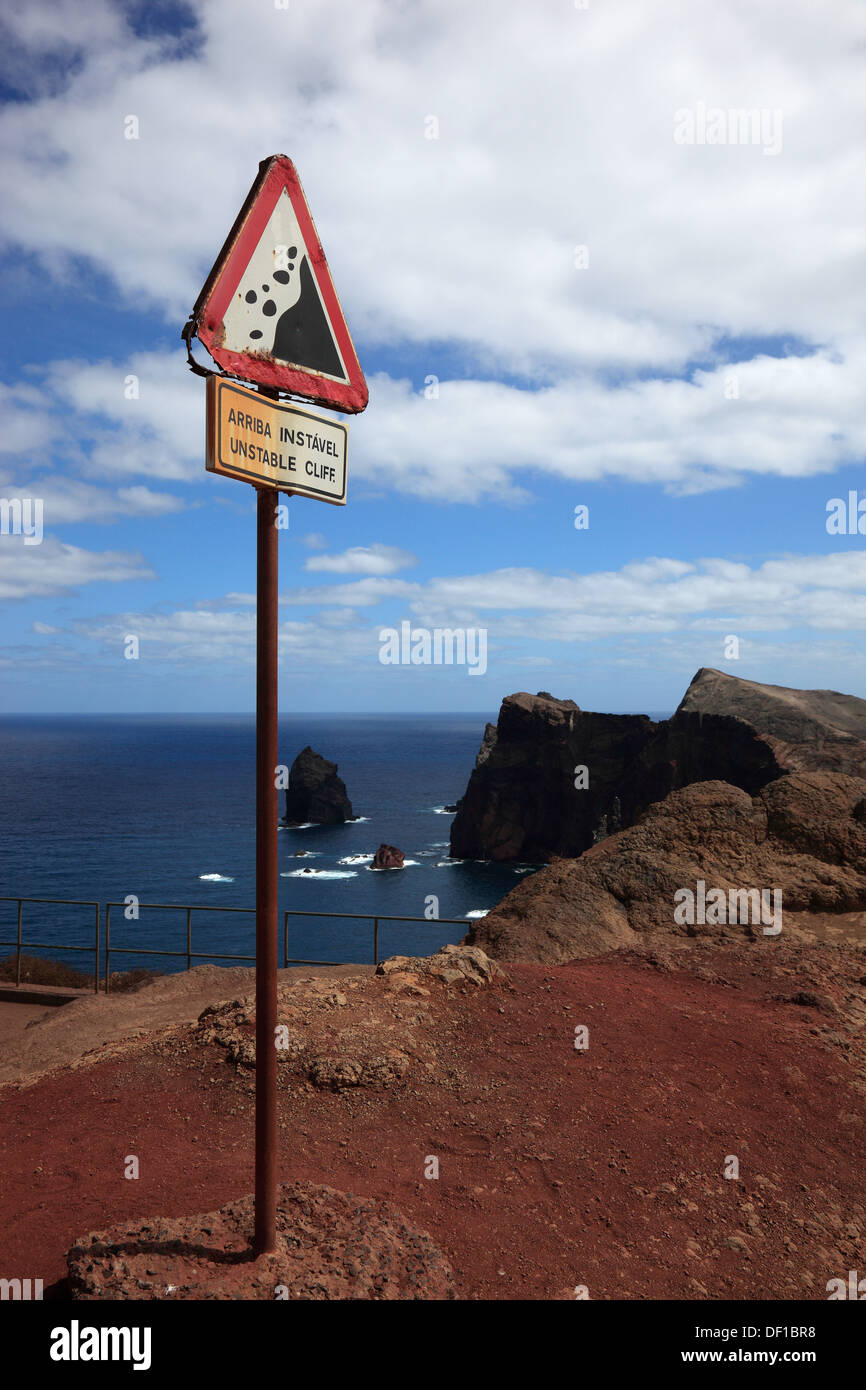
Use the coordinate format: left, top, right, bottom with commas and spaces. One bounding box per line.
273, 270, 290, 284
245, 290, 257, 304
262, 299, 277, 317
262, 284, 269, 292
249, 330, 263, 340
288, 262, 294, 270
288, 246, 298, 258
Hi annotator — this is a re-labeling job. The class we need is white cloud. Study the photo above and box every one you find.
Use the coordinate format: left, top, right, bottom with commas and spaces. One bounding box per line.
60, 547, 866, 677
348, 350, 866, 501
408, 552, 866, 636
52, 351, 202, 481
279, 577, 419, 608
0, 535, 155, 599
0, 381, 59, 453
0, 473, 186, 524
0, 0, 862, 377
304, 543, 416, 575
71, 606, 378, 671
7, 336, 861, 508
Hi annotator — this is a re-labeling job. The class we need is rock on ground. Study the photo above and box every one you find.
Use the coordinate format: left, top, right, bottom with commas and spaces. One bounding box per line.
190, 945, 506, 1091
67, 1182, 455, 1300
0, 963, 373, 1090
377, 942, 506, 988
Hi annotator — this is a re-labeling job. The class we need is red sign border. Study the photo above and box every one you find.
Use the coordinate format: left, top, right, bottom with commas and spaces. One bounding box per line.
191, 155, 368, 414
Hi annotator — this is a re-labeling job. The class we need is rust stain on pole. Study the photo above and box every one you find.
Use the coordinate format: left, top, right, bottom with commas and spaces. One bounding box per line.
255, 483, 279, 1255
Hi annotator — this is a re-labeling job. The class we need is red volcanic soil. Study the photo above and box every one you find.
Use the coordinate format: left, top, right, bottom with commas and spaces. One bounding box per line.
1, 943, 864, 1300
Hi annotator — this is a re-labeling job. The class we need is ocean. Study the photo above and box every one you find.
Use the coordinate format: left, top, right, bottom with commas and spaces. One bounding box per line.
0, 713, 532, 979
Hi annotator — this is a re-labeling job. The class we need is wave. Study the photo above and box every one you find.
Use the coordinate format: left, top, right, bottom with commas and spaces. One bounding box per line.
337, 853, 374, 865
280, 869, 358, 880
435, 858, 464, 867
464, 909, 489, 919
199, 873, 234, 882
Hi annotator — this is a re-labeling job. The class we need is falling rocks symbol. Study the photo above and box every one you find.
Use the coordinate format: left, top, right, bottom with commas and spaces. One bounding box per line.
272, 256, 344, 377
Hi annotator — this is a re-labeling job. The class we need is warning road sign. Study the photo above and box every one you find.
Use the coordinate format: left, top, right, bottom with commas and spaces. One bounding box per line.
191, 155, 368, 413
206, 376, 347, 504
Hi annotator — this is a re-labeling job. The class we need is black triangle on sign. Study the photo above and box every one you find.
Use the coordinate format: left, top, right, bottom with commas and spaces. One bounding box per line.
272, 257, 345, 379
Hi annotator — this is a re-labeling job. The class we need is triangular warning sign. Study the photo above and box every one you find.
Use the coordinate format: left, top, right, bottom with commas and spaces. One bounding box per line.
191, 155, 368, 413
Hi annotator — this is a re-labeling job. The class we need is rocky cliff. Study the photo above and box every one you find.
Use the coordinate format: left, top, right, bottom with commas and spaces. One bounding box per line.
449, 691, 654, 861
283, 747, 353, 825
622, 667, 866, 823
450, 670, 866, 862
465, 770, 866, 963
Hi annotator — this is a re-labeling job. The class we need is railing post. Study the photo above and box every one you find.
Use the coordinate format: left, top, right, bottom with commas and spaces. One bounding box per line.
94, 902, 100, 993
373, 917, 379, 967
186, 907, 192, 973
283, 911, 288, 969
15, 899, 22, 987
105, 903, 111, 995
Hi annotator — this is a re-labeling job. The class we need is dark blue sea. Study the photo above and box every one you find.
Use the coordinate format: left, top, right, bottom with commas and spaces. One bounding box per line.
0, 714, 533, 980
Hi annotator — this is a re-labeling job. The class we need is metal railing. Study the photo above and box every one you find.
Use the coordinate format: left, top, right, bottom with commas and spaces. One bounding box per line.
0, 897, 101, 992
0, 896, 471, 996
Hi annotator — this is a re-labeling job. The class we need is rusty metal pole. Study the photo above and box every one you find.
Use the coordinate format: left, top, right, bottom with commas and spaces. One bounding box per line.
254, 484, 279, 1254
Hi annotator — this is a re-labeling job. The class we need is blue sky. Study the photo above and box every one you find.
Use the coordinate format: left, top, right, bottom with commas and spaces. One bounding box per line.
0, 0, 864, 714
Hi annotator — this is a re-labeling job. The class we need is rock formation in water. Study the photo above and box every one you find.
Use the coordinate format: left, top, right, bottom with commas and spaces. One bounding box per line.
371, 844, 405, 870
450, 670, 866, 863
283, 747, 353, 825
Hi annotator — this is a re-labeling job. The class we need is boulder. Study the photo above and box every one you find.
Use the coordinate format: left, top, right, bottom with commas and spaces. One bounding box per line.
67, 1182, 455, 1300
283, 746, 353, 825
371, 844, 404, 870
377, 943, 506, 987
465, 771, 866, 963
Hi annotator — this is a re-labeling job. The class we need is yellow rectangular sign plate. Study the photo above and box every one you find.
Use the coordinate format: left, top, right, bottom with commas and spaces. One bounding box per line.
206, 376, 348, 504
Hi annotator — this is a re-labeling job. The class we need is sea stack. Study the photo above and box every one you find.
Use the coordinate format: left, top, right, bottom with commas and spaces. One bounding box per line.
283, 747, 353, 825
372, 844, 405, 870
